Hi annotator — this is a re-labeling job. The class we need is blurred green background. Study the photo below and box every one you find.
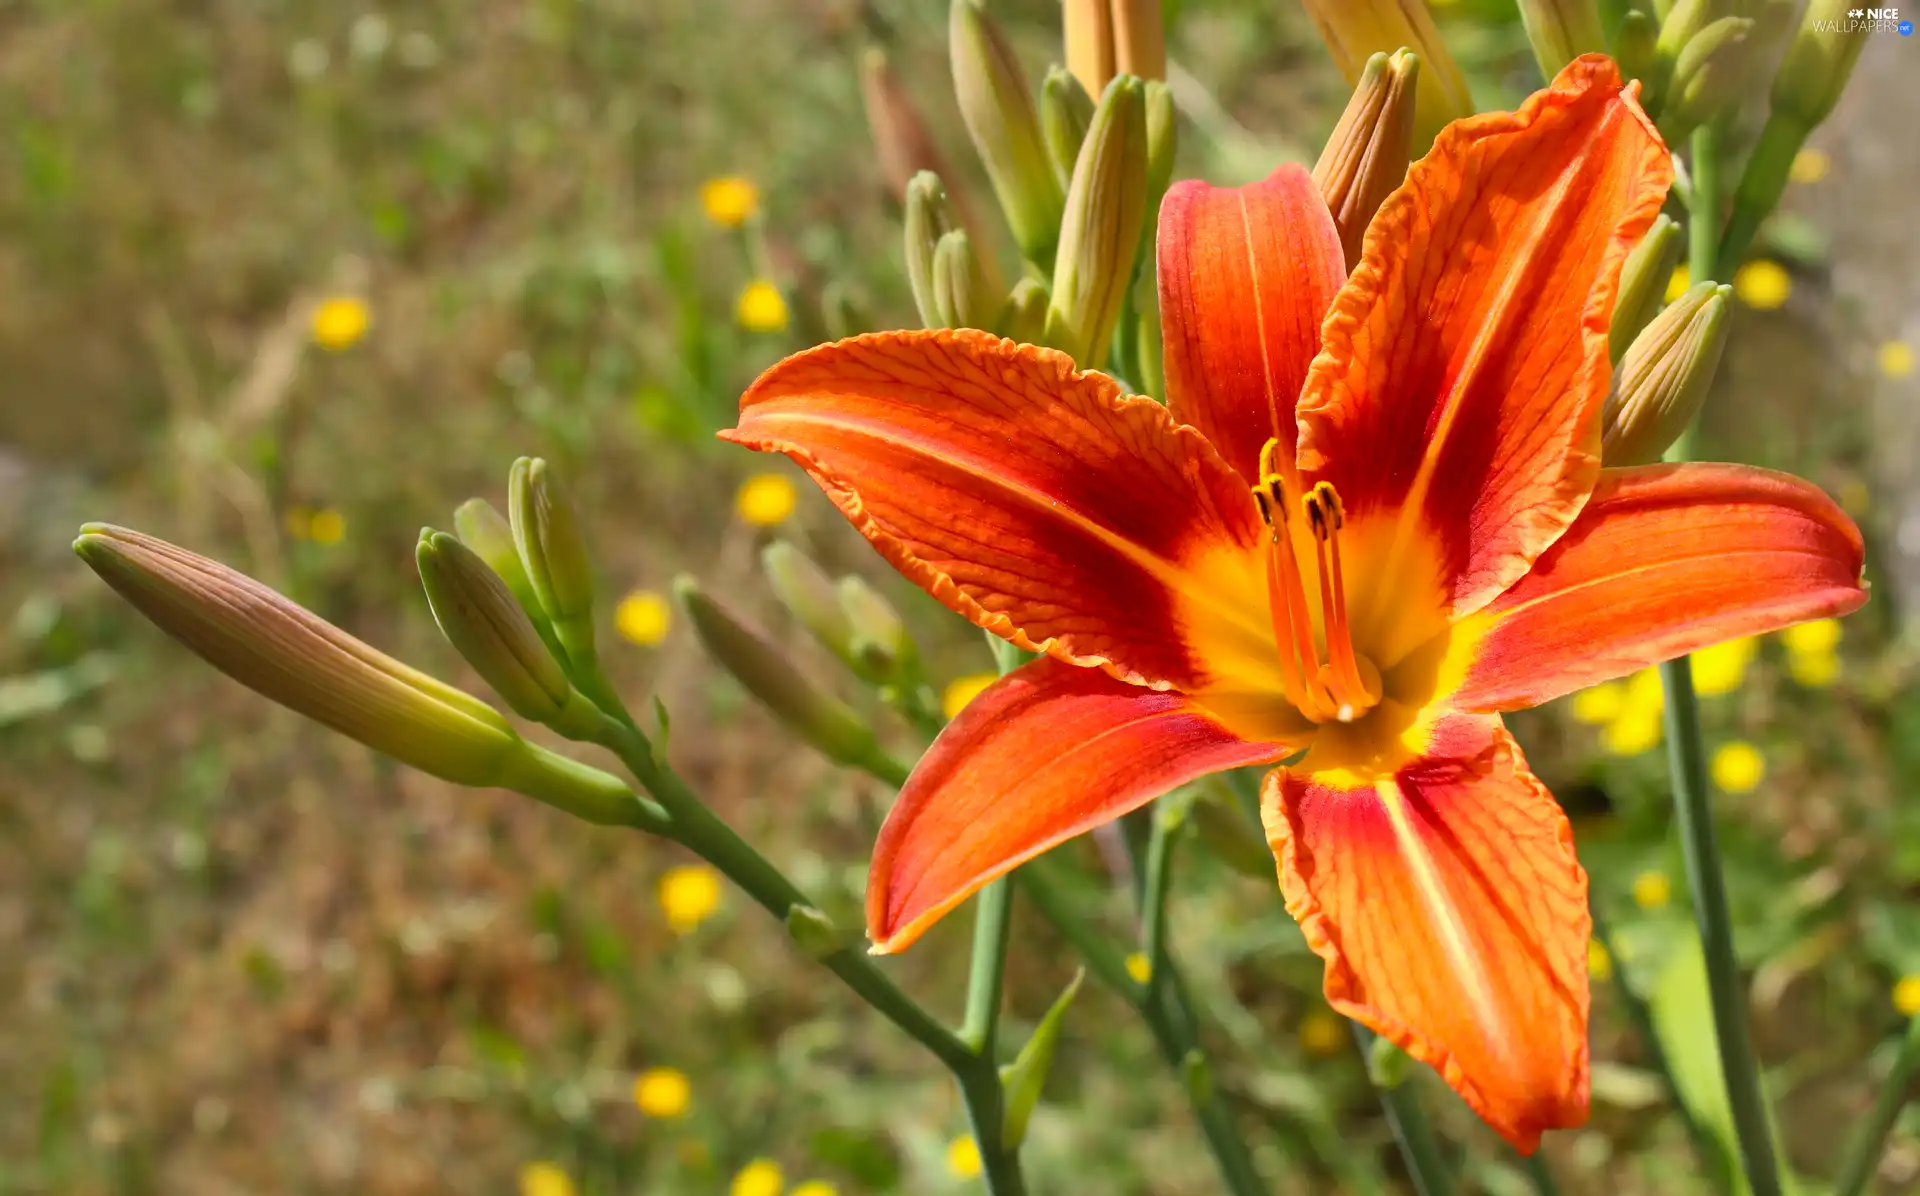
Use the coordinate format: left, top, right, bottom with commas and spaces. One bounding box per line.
3, 1, 1918, 1193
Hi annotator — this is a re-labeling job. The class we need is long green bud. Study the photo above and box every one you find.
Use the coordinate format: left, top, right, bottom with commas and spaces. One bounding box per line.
1045, 74, 1148, 368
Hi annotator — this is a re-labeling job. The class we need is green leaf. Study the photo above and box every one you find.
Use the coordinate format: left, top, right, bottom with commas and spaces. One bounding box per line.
998, 968, 1085, 1148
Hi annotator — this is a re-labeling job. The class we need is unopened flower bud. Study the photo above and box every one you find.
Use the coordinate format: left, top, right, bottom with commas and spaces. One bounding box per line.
1143, 79, 1176, 211
1612, 11, 1660, 104
951, 0, 1064, 265
861, 46, 951, 201
933, 228, 993, 330
1046, 74, 1148, 368
1312, 49, 1418, 269
837, 575, 917, 684
1769, 0, 1867, 127
761, 541, 857, 665
1611, 214, 1684, 362
1659, 15, 1758, 143
675, 576, 882, 769
1041, 66, 1095, 189
1061, 0, 1115, 101
1645, 0, 1723, 113
1603, 282, 1732, 466
1298, 0, 1474, 150
1111, 0, 1165, 84
508, 457, 597, 668
999, 277, 1051, 345
75, 525, 642, 824
417, 530, 601, 737
1132, 268, 1163, 400
904, 172, 957, 329
1518, 0, 1606, 79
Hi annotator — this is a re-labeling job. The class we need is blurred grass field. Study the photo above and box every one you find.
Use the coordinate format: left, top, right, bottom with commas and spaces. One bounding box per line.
4, 1, 1920, 1193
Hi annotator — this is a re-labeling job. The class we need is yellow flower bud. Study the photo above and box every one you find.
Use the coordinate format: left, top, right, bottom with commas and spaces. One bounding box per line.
1602, 282, 1732, 467
509, 457, 597, 664
1610, 215, 1685, 362
951, 0, 1064, 264
676, 576, 882, 769
1312, 49, 1419, 269
1046, 74, 1149, 367
1298, 0, 1474, 150
1517, 0, 1606, 79
75, 525, 641, 824
416, 530, 600, 736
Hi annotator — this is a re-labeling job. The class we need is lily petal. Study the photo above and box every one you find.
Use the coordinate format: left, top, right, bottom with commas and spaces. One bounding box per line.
1158, 164, 1347, 486
1449, 463, 1867, 711
726, 329, 1268, 691
1296, 55, 1672, 624
1264, 714, 1588, 1153
871, 656, 1292, 952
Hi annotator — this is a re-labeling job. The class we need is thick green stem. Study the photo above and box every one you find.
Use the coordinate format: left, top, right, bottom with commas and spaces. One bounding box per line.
1659, 123, 1786, 1196
1140, 803, 1176, 1001
961, 880, 1016, 1053
1352, 1025, 1454, 1196
1831, 1013, 1920, 1196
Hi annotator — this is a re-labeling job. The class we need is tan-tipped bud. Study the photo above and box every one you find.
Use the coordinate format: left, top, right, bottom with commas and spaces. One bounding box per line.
417, 530, 600, 737
1612, 11, 1661, 112
933, 228, 993, 330
1603, 282, 1732, 466
1659, 15, 1758, 142
1298, 0, 1474, 150
1111, 0, 1165, 83
1041, 66, 1096, 189
1312, 49, 1418, 269
1062, 0, 1116, 101
761, 541, 857, 665
675, 576, 881, 769
1769, 0, 1868, 128
861, 46, 951, 201
1518, 0, 1607, 79
998, 277, 1051, 345
904, 171, 956, 329
1046, 74, 1149, 367
74, 525, 642, 825
1610, 214, 1685, 362
837, 575, 917, 685
951, 0, 1064, 265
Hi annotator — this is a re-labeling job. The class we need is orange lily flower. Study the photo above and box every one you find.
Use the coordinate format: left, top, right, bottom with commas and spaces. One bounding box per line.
723, 58, 1865, 1149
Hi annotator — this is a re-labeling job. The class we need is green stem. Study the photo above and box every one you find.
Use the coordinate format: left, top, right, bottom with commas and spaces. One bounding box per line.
1664, 122, 1785, 1196
1140, 803, 1177, 1001
1590, 909, 1730, 1189
1017, 863, 1271, 1196
961, 880, 1015, 1053
1353, 1025, 1454, 1196
1522, 1150, 1560, 1196
1831, 1012, 1920, 1196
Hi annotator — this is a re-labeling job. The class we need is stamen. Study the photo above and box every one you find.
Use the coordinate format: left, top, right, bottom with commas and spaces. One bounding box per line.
1251, 439, 1335, 721
1303, 481, 1375, 715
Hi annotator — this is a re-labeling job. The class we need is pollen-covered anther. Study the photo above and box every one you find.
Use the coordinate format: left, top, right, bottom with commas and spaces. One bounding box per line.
1300, 479, 1382, 722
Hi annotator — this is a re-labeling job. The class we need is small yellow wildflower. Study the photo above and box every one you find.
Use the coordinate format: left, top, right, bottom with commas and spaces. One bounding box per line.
1299, 1010, 1346, 1058
1787, 648, 1841, 688
616, 589, 671, 647
658, 863, 723, 934
311, 295, 371, 351
1710, 741, 1765, 794
737, 280, 789, 333
942, 673, 998, 721
1894, 974, 1920, 1017
735, 472, 797, 527
1788, 147, 1830, 184
1733, 260, 1791, 311
1879, 340, 1915, 379
1691, 636, 1757, 697
701, 176, 759, 227
519, 1161, 576, 1196
730, 1158, 783, 1196
1782, 618, 1842, 655
633, 1067, 691, 1118
1570, 681, 1626, 726
308, 507, 346, 545
1602, 709, 1662, 757
1632, 870, 1672, 911
790, 1183, 839, 1196
1124, 952, 1152, 984
1665, 265, 1690, 304
1588, 939, 1613, 982
1626, 666, 1666, 714
946, 1135, 983, 1180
